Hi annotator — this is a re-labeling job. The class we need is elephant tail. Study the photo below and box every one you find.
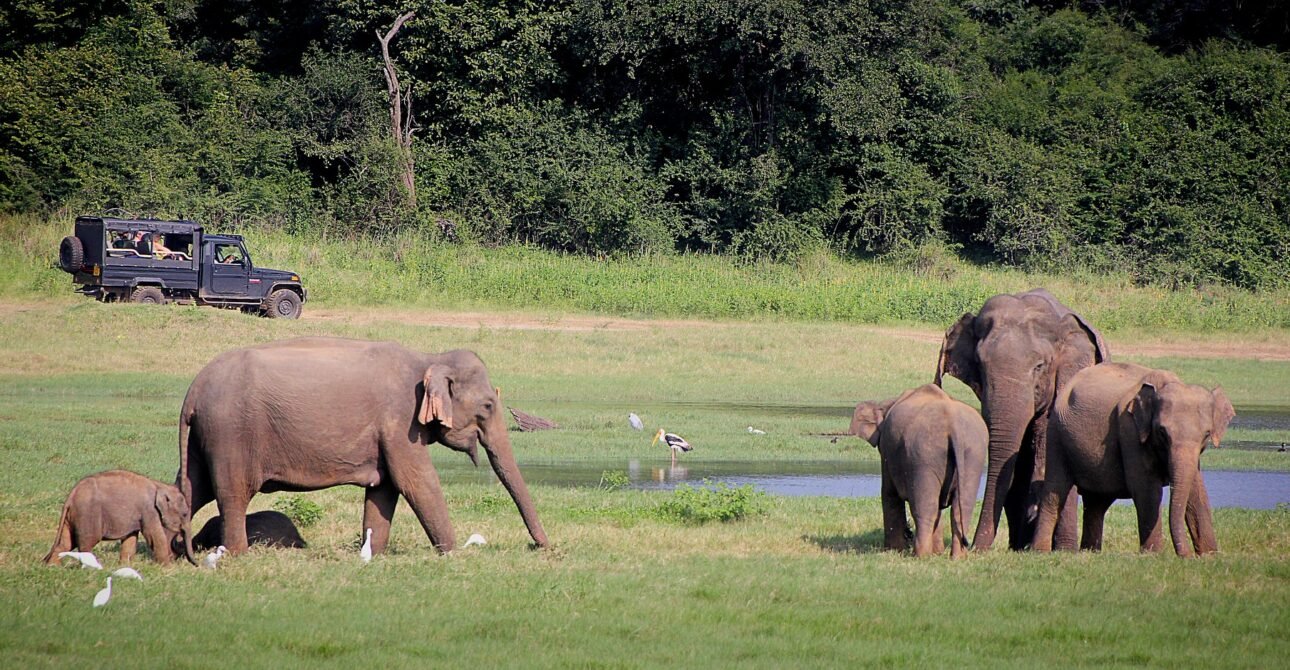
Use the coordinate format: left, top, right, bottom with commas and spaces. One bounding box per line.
42, 497, 73, 564
951, 433, 984, 552
176, 391, 196, 510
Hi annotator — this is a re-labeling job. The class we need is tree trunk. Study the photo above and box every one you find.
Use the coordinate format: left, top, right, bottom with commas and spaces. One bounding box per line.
378, 11, 417, 209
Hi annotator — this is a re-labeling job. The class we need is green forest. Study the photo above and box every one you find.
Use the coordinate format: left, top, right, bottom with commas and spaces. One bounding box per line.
2, 1, 1287, 289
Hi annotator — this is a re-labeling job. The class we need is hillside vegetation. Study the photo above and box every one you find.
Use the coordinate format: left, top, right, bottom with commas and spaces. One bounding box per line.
2, 1, 1287, 289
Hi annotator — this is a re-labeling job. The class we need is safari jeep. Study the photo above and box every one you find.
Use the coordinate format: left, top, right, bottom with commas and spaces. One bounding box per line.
58, 216, 307, 319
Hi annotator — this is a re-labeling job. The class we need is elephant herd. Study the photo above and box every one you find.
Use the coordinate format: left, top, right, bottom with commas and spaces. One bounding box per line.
46, 288, 1230, 566
854, 288, 1232, 558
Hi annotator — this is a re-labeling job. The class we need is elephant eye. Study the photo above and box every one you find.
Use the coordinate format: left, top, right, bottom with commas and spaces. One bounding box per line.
482, 402, 494, 413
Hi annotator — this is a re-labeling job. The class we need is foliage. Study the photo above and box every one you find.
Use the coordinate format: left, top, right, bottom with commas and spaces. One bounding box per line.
272, 495, 324, 528
597, 470, 630, 491
655, 480, 769, 524
0, 1, 1287, 288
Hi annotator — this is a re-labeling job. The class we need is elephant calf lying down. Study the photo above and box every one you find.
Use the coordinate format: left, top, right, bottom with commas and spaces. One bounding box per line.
192, 511, 307, 552
851, 384, 987, 558
44, 469, 195, 565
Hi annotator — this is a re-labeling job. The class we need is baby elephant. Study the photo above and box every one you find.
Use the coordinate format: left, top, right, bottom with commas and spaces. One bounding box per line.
1035, 362, 1233, 557
44, 470, 195, 565
851, 384, 987, 558
192, 511, 307, 552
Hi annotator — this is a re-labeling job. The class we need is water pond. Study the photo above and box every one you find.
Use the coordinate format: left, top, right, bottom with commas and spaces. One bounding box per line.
437, 459, 1290, 510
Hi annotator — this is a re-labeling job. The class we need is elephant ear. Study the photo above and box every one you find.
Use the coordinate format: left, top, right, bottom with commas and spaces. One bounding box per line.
155, 488, 184, 531
1210, 387, 1235, 448
1059, 312, 1110, 366
936, 313, 981, 398
1129, 382, 1158, 446
418, 366, 454, 428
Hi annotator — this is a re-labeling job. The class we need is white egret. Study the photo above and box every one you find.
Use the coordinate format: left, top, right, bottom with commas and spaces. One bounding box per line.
628, 413, 644, 431
463, 533, 487, 547
92, 577, 112, 608
111, 567, 143, 581
202, 545, 226, 570
652, 429, 693, 466
58, 551, 102, 570
360, 528, 373, 563
747, 426, 766, 435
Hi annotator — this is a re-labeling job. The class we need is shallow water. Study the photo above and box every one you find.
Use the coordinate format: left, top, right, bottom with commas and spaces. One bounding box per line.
437, 459, 1290, 510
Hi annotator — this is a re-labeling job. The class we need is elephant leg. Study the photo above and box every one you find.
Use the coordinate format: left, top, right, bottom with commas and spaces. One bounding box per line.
119, 534, 138, 564
384, 442, 455, 553
911, 497, 941, 558
1004, 455, 1035, 551
1080, 493, 1114, 551
73, 524, 101, 554
949, 497, 967, 559
363, 481, 400, 555
215, 496, 252, 555
880, 472, 908, 552
1052, 490, 1079, 551
1185, 471, 1218, 555
143, 522, 174, 564
1131, 486, 1165, 553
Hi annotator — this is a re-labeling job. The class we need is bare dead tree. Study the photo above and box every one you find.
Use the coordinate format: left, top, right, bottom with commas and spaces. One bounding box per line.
377, 11, 417, 209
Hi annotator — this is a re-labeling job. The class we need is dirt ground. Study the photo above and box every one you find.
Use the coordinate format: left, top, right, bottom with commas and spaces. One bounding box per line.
303, 307, 1290, 362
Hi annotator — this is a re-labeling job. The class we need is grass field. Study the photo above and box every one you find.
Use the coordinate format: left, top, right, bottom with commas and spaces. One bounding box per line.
1, 300, 1288, 667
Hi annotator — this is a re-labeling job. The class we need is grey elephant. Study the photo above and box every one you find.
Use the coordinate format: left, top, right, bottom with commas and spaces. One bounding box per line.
1034, 362, 1232, 557
192, 511, 306, 551
176, 337, 547, 557
44, 470, 195, 565
851, 384, 987, 558
935, 288, 1109, 551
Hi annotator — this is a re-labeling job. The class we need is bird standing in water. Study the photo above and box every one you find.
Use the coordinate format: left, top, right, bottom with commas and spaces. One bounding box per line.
652, 429, 693, 466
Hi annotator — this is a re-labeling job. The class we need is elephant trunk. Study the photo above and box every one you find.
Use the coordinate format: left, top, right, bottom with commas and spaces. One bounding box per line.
1167, 450, 1200, 557
973, 399, 1031, 551
182, 517, 196, 565
482, 426, 549, 548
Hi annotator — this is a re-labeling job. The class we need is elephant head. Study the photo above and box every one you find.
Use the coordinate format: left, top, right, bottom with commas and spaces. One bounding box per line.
419, 350, 548, 548
1128, 379, 1234, 556
156, 486, 195, 565
935, 289, 1109, 550
850, 398, 897, 447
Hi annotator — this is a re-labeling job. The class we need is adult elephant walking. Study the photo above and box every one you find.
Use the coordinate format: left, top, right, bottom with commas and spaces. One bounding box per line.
175, 337, 548, 557
935, 289, 1109, 550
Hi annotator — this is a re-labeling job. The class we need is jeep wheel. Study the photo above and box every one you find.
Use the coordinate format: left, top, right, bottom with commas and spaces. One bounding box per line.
59, 236, 85, 273
131, 286, 165, 305
265, 289, 302, 319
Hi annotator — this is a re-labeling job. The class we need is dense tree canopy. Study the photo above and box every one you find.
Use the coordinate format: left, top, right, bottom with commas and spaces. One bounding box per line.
1, 1, 1286, 288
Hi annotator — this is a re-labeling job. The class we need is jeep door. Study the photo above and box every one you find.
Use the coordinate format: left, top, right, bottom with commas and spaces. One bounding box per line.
209, 242, 250, 294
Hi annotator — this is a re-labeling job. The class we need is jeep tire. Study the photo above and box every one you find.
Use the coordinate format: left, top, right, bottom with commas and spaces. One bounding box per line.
265, 288, 302, 319
59, 236, 85, 273
131, 286, 165, 305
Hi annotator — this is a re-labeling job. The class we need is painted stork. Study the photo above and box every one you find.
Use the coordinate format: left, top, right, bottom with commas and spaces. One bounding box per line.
652, 429, 693, 465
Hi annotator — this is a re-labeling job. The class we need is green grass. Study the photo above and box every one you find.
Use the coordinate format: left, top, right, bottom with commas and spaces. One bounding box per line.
5, 212, 1290, 330
2, 232, 1289, 666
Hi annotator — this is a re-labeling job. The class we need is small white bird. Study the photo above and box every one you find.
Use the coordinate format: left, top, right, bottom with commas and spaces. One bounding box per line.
58, 551, 102, 570
202, 545, 226, 570
652, 429, 693, 466
463, 533, 487, 547
360, 528, 373, 563
747, 426, 766, 435
628, 413, 644, 431
111, 567, 143, 581
92, 577, 112, 608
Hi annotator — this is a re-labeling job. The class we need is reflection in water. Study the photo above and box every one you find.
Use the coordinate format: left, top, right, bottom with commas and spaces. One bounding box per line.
434, 459, 1290, 510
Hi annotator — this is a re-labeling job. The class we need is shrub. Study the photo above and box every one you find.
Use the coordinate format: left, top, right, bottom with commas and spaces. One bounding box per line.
272, 495, 324, 528
655, 480, 768, 524
598, 470, 630, 492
